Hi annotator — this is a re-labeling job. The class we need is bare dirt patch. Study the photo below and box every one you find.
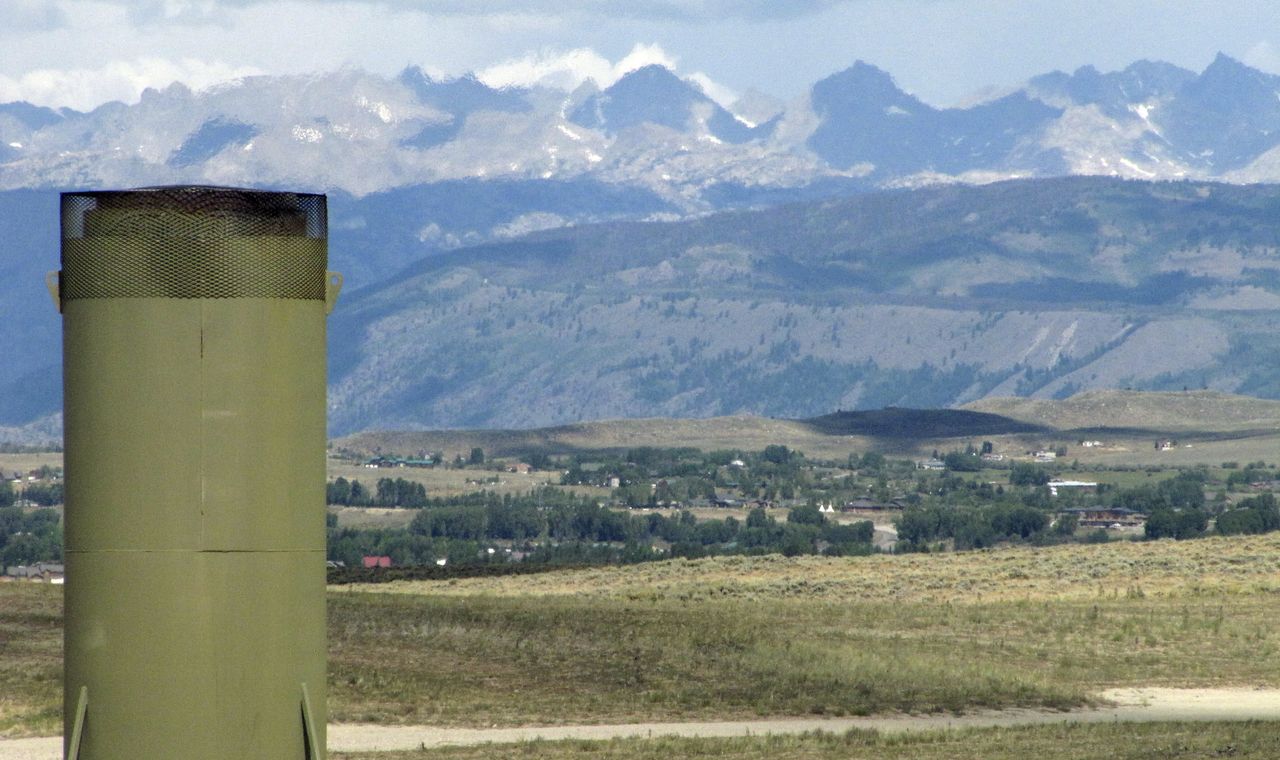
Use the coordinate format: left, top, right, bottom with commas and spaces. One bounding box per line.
5, 688, 1278, 758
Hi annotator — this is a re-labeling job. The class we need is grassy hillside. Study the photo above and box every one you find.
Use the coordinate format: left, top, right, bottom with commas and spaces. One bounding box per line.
336, 415, 866, 460
966, 389, 1280, 432
336, 389, 1280, 463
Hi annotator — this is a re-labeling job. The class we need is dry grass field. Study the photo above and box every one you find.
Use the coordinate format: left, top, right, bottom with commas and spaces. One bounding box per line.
0, 585, 59, 737
354, 532, 1280, 603
321, 533, 1280, 728
0, 453, 62, 478
4, 534, 1280, 739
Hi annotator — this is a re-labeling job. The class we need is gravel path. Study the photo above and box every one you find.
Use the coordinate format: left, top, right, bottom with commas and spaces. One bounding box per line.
4, 688, 1278, 758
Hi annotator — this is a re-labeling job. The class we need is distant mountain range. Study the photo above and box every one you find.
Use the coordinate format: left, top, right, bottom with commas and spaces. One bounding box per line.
6, 55, 1280, 440
6, 53, 1280, 204
7, 174, 1280, 439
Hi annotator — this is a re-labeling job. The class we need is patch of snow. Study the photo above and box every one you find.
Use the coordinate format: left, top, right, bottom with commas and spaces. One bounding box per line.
1020, 326, 1051, 363
492, 212, 567, 239
885, 105, 910, 116
585, 150, 602, 163
1047, 320, 1079, 366
356, 96, 394, 124
417, 222, 443, 243
557, 124, 583, 141
291, 125, 323, 143
1119, 158, 1155, 177
7, 142, 20, 149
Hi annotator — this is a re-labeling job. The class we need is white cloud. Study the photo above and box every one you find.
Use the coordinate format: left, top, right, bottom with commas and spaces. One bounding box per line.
475, 42, 736, 106
1243, 41, 1280, 75
6, 0, 66, 31
0, 58, 261, 110
687, 72, 737, 109
476, 43, 678, 91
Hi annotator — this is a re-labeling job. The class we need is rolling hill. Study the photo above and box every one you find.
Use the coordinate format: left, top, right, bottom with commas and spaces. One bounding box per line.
336, 390, 1280, 465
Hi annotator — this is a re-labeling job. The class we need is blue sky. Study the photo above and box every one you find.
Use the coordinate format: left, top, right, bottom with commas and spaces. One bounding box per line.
2, 0, 1278, 110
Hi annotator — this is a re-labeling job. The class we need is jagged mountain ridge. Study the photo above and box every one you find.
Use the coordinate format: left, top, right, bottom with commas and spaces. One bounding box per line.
5, 54, 1280, 203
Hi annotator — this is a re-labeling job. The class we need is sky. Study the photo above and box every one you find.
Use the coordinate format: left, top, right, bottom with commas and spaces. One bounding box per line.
1, 0, 1278, 111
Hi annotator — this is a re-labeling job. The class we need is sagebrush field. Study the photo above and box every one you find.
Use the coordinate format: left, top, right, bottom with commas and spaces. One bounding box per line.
4, 533, 1280, 738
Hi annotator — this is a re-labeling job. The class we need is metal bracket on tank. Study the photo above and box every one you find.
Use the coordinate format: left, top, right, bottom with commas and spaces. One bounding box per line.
67, 685, 88, 760
325, 271, 343, 315
301, 683, 321, 760
46, 271, 61, 313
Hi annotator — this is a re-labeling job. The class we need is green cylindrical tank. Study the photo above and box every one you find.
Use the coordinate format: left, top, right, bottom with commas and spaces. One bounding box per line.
56, 187, 338, 760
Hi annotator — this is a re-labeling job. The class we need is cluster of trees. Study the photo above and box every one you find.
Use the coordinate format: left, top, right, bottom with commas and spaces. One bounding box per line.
1224, 462, 1276, 488
1215, 493, 1280, 535
326, 477, 427, 508
327, 486, 876, 568
1146, 493, 1280, 540
0, 507, 61, 566
1009, 462, 1052, 486
896, 469, 1227, 546
1113, 471, 1206, 513
560, 445, 814, 504
1144, 508, 1209, 540
895, 502, 1056, 551
0, 479, 63, 507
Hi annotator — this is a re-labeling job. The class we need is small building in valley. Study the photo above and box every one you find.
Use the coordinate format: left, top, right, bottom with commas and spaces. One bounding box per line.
1047, 479, 1098, 497
1059, 507, 1145, 528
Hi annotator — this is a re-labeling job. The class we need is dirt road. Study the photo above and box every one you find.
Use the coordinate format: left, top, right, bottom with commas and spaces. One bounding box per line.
3, 688, 1277, 758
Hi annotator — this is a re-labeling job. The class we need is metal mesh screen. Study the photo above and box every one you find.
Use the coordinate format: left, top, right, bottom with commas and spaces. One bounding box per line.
60, 186, 328, 301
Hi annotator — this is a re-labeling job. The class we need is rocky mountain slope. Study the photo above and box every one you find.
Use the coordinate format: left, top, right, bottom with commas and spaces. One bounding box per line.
321, 176, 1280, 433
6, 175, 1280, 439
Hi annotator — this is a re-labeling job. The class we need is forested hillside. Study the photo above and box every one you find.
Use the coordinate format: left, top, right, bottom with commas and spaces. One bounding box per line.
328, 176, 1280, 433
